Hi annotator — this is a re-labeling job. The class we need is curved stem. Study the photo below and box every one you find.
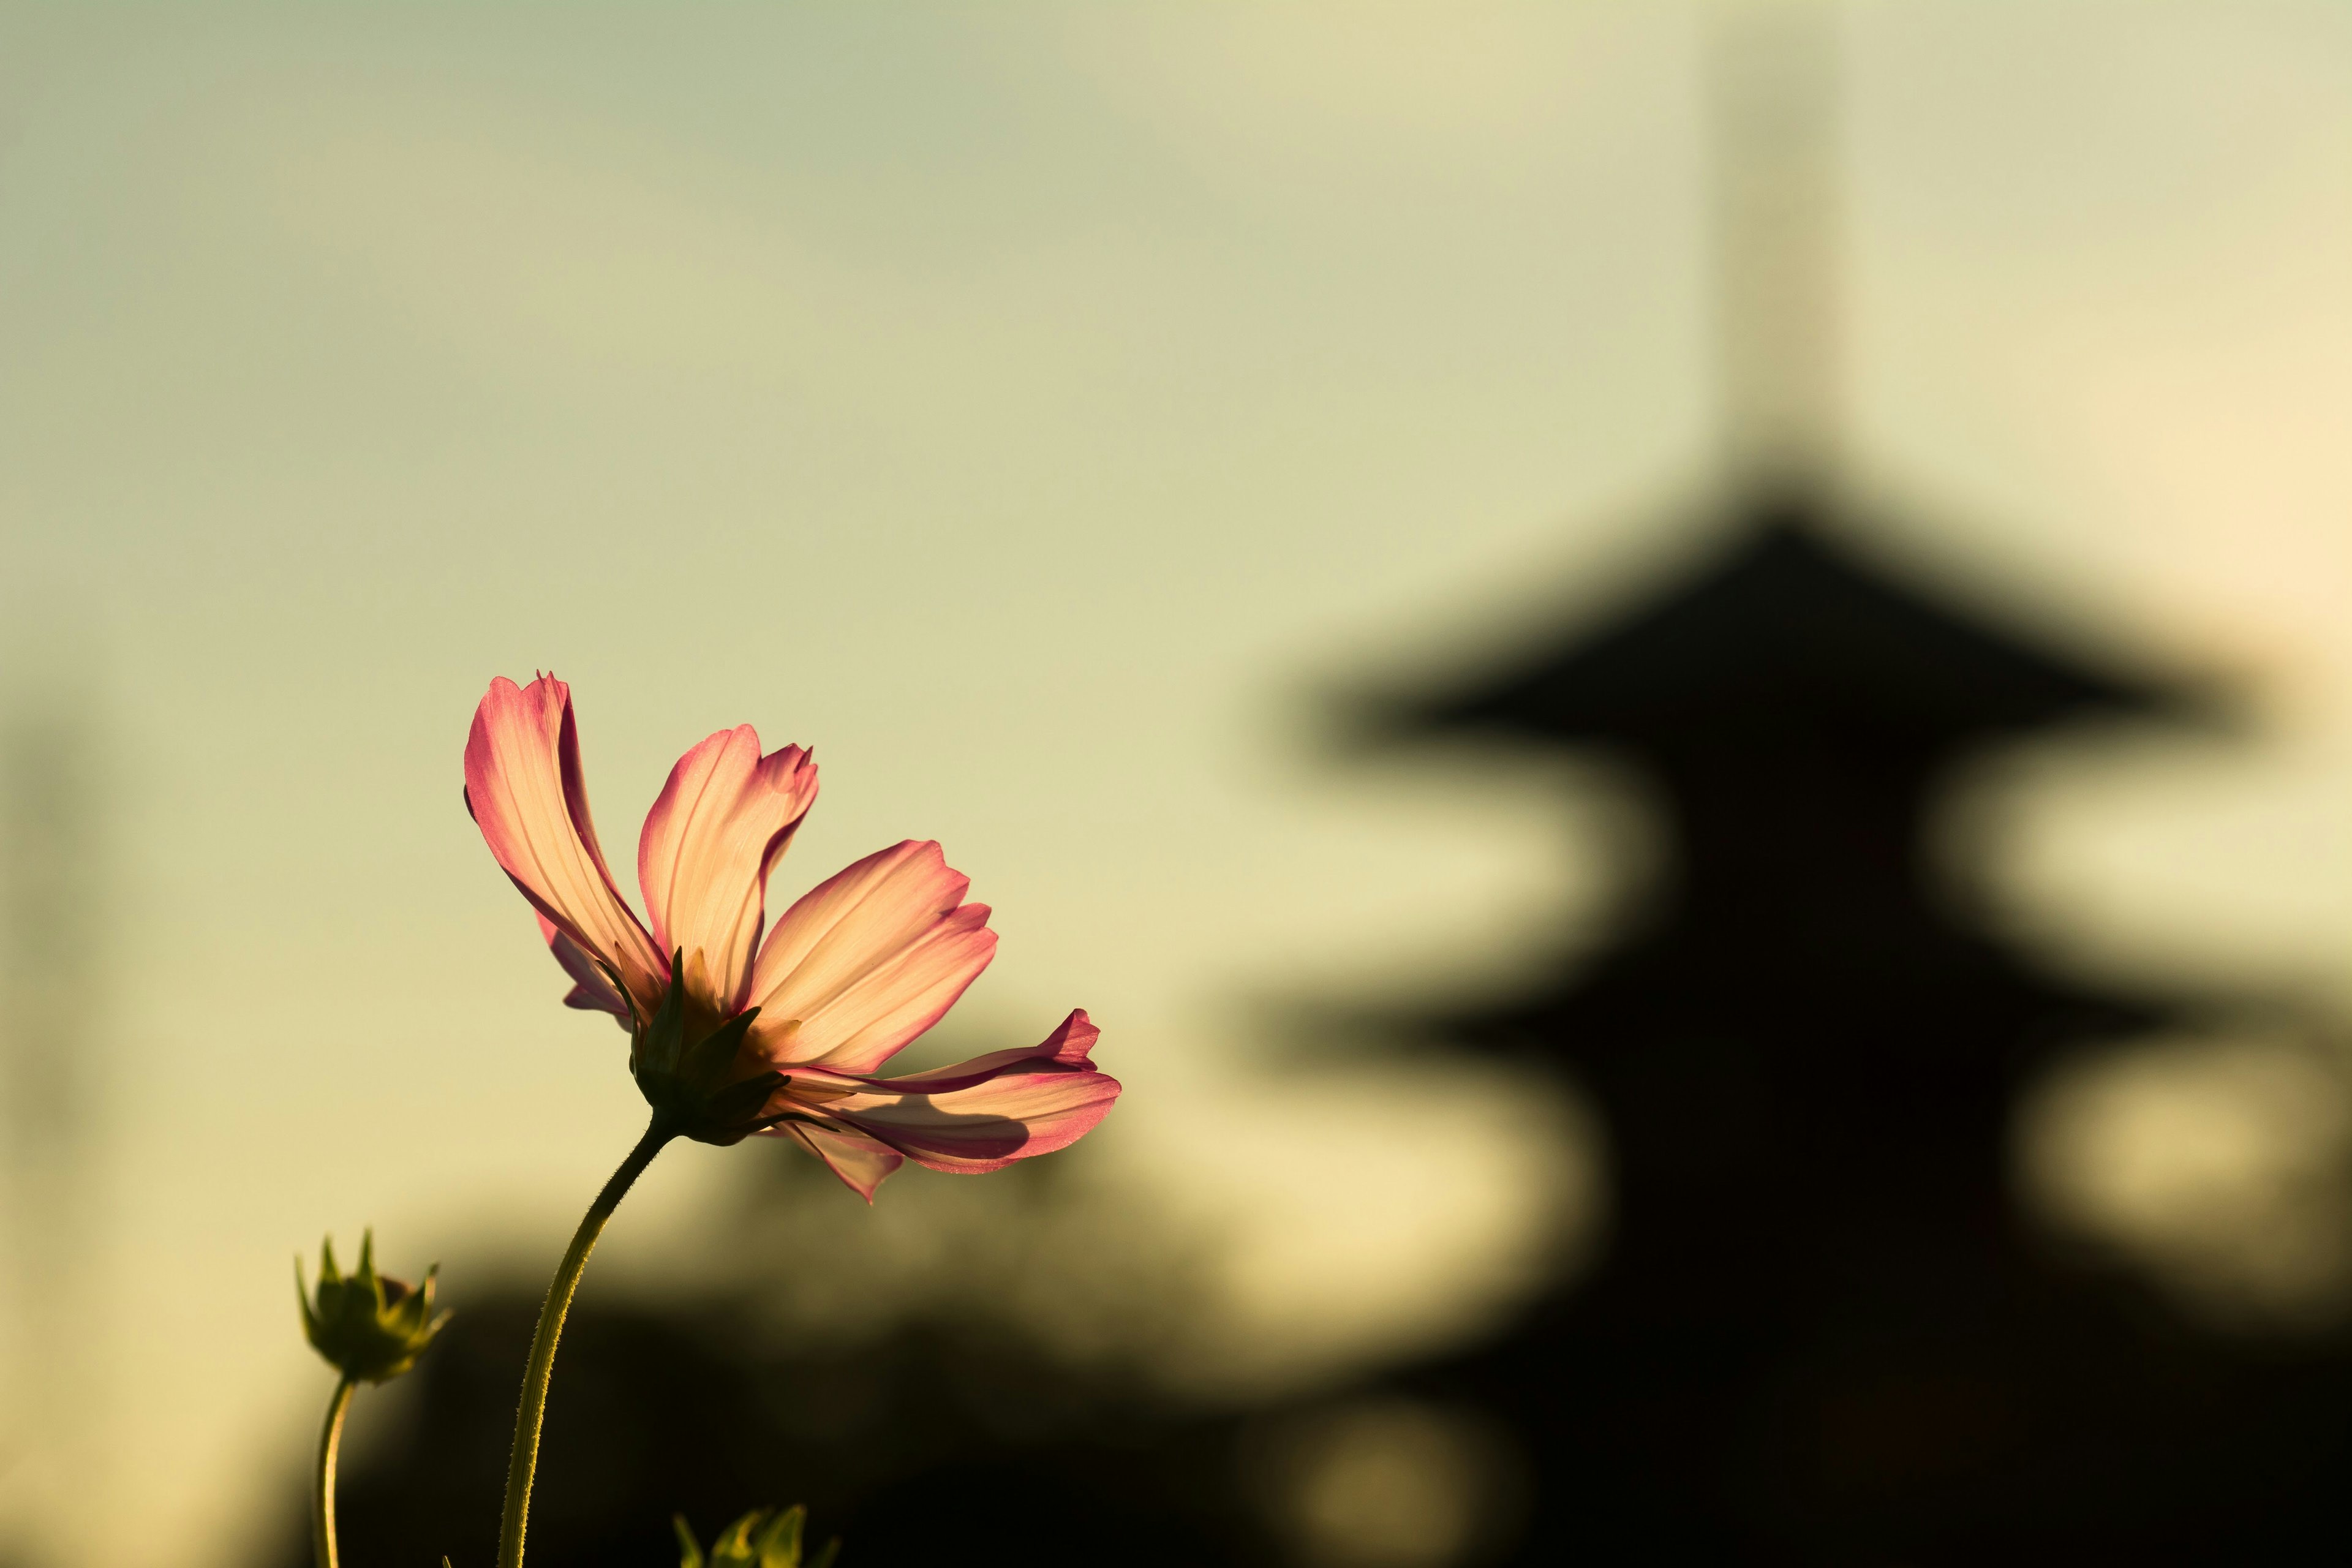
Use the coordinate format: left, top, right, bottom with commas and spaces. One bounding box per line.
496, 1114, 678, 1568
313, 1375, 356, 1568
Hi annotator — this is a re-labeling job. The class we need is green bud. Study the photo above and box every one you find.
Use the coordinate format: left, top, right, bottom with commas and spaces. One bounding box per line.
297, 1230, 451, 1384
673, 1506, 839, 1568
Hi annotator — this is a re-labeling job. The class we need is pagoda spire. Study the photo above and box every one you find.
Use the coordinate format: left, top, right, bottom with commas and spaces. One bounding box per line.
1710, 0, 1844, 484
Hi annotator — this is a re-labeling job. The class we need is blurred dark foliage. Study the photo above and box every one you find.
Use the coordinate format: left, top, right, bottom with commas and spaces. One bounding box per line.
287, 494, 2352, 1567
301, 1289, 1265, 1568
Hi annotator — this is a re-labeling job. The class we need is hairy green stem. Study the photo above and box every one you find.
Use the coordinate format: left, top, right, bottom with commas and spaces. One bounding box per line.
314, 1375, 356, 1568
496, 1114, 677, 1568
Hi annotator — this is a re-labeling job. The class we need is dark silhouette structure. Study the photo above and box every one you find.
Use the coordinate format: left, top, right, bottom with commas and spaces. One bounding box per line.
1370, 490, 2352, 1566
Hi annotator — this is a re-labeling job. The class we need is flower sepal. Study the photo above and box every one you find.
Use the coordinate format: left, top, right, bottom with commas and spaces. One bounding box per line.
630, 956, 784, 1147
298, 1231, 450, 1384
674, 1505, 838, 1568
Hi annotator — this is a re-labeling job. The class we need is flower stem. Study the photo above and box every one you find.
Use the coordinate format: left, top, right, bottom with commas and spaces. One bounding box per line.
313, 1375, 356, 1568
496, 1114, 677, 1568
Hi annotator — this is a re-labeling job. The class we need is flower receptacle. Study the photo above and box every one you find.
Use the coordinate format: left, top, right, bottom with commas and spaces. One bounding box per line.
628, 955, 785, 1146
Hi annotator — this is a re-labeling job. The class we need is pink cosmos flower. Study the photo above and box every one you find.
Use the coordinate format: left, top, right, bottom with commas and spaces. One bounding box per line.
462, 674, 1118, 1199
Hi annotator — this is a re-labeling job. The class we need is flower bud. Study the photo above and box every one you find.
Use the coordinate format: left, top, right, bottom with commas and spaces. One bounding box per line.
673, 1506, 839, 1568
297, 1231, 450, 1384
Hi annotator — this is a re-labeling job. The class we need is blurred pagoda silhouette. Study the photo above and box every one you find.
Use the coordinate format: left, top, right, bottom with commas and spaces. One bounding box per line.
1350, 4, 2352, 1563
1367, 497, 2352, 1563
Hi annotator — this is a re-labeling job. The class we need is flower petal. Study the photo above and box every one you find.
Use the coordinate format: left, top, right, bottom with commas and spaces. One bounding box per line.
745, 840, 997, 1073
799, 1011, 1120, 1175
538, 914, 631, 1023
883, 1007, 1106, 1086
464, 676, 665, 1011
636, 726, 818, 1013
769, 1120, 905, 1202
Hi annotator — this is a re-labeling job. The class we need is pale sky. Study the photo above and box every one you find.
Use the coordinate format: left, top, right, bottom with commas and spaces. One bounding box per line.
4, 4, 2352, 1563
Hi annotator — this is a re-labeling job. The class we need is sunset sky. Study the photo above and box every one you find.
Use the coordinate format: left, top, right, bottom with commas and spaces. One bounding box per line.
6, 4, 2352, 1562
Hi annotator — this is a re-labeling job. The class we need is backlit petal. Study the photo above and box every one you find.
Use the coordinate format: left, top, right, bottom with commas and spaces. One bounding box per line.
637, 726, 818, 1013
797, 1011, 1119, 1175
883, 1008, 1105, 1086
537, 914, 630, 1023
769, 1120, 905, 1202
464, 676, 665, 1011
745, 841, 997, 1073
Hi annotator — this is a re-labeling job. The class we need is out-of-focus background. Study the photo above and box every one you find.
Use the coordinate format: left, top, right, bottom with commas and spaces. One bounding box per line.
7, 2, 2352, 1564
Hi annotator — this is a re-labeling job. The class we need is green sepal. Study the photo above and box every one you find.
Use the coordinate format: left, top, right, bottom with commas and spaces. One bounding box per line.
644, 956, 689, 1058
701, 1067, 785, 1131
673, 1515, 706, 1568
680, 1008, 767, 1106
